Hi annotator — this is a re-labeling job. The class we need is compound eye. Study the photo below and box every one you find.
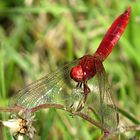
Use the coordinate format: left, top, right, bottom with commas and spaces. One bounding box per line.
70, 65, 84, 82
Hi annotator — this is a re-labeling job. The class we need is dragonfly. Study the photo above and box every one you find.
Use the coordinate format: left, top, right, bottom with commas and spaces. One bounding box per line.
9, 7, 131, 133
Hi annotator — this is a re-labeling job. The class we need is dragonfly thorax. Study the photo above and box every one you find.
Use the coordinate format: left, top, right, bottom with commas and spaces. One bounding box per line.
70, 55, 96, 82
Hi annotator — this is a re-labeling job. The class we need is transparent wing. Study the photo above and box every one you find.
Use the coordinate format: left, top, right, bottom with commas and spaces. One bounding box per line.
86, 59, 118, 132
9, 59, 84, 110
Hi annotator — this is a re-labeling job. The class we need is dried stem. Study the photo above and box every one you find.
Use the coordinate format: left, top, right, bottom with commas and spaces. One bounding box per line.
0, 104, 105, 131
1, 103, 140, 137
31, 103, 104, 130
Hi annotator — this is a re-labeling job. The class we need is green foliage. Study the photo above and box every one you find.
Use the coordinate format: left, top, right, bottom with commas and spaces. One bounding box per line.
0, 0, 140, 139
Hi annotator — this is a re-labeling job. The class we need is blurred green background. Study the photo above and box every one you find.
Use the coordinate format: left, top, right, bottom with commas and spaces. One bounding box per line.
0, 0, 140, 140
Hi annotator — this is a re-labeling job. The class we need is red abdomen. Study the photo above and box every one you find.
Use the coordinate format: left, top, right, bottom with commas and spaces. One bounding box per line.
95, 7, 131, 61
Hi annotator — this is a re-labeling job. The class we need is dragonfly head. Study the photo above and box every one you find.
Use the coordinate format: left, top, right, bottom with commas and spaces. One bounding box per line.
70, 65, 84, 82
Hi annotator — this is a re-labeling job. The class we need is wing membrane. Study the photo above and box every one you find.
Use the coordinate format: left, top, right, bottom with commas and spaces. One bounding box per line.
9, 60, 82, 109
86, 59, 118, 132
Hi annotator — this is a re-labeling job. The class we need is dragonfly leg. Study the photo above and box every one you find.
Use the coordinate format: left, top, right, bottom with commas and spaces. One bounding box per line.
76, 82, 82, 88
82, 81, 90, 104
75, 81, 91, 111
83, 81, 90, 95
70, 81, 91, 113
70, 82, 88, 112
117, 112, 119, 126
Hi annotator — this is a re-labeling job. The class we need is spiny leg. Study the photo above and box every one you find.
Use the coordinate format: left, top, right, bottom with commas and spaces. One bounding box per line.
71, 81, 91, 112
76, 82, 82, 88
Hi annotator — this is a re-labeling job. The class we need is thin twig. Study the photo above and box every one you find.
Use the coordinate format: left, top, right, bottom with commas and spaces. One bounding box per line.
0, 106, 21, 113
0, 104, 105, 131
1, 103, 140, 137
29, 103, 105, 131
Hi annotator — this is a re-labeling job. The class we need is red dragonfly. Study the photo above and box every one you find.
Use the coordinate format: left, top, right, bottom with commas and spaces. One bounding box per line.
10, 7, 131, 132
